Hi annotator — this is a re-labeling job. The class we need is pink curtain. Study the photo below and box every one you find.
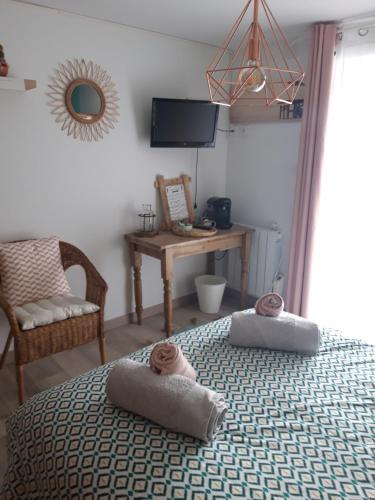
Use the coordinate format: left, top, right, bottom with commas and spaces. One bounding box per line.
286, 23, 337, 316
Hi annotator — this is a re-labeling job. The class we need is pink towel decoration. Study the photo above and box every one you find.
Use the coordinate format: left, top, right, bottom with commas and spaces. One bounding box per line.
150, 343, 196, 381
255, 293, 284, 317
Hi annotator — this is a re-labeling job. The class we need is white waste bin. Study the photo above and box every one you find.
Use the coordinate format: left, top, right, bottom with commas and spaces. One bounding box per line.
195, 275, 227, 314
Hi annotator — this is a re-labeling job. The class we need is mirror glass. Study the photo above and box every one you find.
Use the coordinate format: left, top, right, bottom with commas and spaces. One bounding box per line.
70, 83, 102, 119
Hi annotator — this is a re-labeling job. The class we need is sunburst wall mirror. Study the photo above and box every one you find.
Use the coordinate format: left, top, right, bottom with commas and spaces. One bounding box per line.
47, 59, 120, 142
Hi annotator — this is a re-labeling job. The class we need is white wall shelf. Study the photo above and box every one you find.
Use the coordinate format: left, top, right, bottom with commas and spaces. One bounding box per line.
0, 77, 37, 92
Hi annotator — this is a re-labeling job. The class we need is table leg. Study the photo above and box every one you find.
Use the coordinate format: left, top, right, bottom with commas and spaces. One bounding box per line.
240, 232, 251, 309
129, 242, 143, 325
207, 251, 215, 275
161, 249, 174, 337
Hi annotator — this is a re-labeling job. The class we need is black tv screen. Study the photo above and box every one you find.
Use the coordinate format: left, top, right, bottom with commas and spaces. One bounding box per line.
151, 98, 219, 148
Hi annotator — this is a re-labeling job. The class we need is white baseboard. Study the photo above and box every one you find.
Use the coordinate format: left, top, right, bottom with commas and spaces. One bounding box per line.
104, 293, 196, 331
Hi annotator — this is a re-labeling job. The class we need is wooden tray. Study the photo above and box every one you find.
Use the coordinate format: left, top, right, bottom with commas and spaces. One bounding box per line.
172, 226, 218, 238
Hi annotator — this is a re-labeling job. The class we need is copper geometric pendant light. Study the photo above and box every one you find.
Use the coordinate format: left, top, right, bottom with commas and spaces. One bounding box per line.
206, 0, 305, 107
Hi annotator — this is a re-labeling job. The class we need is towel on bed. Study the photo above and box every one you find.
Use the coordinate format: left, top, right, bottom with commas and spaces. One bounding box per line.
150, 342, 196, 380
229, 309, 320, 354
106, 359, 227, 442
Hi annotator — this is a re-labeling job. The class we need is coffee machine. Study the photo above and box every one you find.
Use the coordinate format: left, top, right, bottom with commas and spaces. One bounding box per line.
206, 197, 232, 229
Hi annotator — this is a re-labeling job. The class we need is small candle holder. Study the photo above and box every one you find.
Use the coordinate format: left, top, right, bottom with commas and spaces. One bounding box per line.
135, 204, 158, 237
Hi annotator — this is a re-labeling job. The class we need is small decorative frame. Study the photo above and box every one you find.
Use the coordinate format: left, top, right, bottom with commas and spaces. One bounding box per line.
46, 58, 120, 142
155, 174, 194, 230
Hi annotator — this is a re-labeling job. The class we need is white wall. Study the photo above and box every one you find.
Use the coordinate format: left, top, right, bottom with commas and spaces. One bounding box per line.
226, 34, 310, 284
0, 0, 228, 349
227, 122, 301, 278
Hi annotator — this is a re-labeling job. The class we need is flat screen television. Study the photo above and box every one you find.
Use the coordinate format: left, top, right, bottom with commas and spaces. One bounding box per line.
151, 98, 219, 148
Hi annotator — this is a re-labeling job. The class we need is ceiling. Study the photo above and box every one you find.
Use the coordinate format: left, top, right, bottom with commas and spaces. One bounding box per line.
16, 0, 375, 46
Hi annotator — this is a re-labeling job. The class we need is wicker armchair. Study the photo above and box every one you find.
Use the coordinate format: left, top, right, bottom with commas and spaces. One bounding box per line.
0, 241, 108, 404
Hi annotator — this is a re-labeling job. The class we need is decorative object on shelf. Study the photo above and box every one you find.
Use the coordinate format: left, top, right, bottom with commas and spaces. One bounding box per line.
0, 44, 9, 77
206, 0, 304, 108
154, 174, 194, 230
46, 58, 119, 142
135, 204, 158, 237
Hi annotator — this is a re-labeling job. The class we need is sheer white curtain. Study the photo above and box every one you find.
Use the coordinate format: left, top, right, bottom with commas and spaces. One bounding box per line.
308, 24, 375, 342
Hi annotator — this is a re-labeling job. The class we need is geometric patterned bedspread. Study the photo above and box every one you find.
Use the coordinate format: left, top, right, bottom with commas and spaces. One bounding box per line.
1, 315, 374, 499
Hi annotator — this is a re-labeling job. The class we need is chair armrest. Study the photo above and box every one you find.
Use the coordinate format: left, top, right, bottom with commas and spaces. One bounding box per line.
59, 242, 108, 308
0, 289, 20, 332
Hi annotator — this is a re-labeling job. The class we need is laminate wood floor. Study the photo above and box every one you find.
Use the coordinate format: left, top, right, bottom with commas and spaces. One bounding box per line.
0, 298, 237, 484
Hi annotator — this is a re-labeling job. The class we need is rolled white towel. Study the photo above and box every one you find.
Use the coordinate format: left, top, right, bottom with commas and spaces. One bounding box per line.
229, 309, 320, 354
106, 359, 228, 442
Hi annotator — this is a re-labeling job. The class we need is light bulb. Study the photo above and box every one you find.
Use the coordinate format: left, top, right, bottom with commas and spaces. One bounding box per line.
238, 60, 266, 93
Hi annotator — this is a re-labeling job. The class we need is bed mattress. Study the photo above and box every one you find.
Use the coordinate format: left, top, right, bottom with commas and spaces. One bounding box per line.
1, 315, 374, 499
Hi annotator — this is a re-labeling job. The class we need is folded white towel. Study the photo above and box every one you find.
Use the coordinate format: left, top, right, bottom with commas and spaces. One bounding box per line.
229, 309, 320, 354
106, 359, 228, 442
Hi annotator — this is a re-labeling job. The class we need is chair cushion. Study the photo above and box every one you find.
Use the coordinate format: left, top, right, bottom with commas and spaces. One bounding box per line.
15, 295, 100, 331
0, 237, 71, 306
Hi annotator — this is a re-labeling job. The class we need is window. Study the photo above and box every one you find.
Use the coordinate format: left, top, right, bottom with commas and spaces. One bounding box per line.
308, 26, 375, 342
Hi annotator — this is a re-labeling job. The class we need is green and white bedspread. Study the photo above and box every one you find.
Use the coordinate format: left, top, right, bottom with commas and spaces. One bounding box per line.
1, 316, 375, 499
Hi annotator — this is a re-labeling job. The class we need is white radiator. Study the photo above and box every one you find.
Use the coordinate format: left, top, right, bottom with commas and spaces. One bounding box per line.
228, 224, 283, 298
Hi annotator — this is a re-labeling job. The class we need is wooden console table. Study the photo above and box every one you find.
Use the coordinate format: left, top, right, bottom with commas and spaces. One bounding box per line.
125, 225, 252, 336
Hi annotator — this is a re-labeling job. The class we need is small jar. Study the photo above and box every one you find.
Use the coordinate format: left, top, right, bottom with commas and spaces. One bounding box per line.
138, 204, 156, 234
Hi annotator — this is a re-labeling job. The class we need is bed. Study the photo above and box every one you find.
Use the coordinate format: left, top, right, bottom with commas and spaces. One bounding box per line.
1, 315, 374, 499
